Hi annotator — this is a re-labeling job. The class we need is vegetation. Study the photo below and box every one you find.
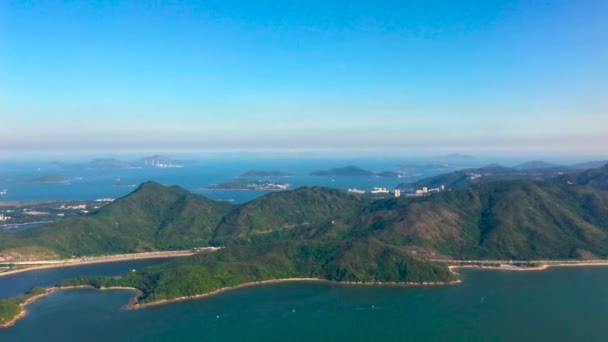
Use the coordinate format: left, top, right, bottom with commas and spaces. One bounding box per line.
397, 164, 575, 191
310, 166, 403, 178
3, 165, 608, 308
237, 170, 294, 178
59, 239, 456, 304
0, 287, 46, 327
0, 182, 234, 258
203, 179, 289, 190
311, 166, 376, 177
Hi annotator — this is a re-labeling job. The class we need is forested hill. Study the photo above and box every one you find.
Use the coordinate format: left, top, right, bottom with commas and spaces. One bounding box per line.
2, 164, 608, 262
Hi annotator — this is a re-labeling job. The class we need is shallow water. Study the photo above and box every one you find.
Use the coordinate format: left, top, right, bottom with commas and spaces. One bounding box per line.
2, 267, 608, 341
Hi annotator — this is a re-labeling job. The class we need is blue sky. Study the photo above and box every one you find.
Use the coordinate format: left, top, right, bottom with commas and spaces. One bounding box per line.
1, 0, 607, 157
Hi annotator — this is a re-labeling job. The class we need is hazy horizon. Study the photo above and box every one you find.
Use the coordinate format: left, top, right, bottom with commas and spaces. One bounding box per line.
2, 1, 607, 156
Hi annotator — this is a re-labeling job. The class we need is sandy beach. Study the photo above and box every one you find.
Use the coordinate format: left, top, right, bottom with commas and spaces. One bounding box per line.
448, 260, 608, 272
0, 250, 203, 278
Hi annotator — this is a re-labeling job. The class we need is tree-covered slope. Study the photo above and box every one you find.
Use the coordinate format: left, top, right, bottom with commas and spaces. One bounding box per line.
212, 186, 368, 243
3, 177, 608, 262
360, 181, 608, 259
59, 239, 456, 304
397, 165, 572, 191
0, 182, 234, 259
554, 163, 608, 191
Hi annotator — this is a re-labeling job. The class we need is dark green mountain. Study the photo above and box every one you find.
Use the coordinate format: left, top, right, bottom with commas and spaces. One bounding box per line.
554, 163, 608, 191
360, 180, 608, 259
4, 169, 608, 262
0, 182, 234, 258
4, 172, 608, 315
212, 187, 368, 243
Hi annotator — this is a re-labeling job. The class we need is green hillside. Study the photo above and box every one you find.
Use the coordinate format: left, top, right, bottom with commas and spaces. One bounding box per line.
397, 165, 572, 191
0, 182, 234, 258
361, 180, 608, 259
212, 186, 368, 244
59, 239, 456, 304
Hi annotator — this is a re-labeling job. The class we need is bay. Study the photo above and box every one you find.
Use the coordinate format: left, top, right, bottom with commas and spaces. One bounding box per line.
0, 258, 175, 299
2, 267, 608, 341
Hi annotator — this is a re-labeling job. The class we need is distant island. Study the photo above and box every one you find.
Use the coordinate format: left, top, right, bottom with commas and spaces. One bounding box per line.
203, 179, 289, 191
237, 170, 294, 178
311, 166, 404, 178
23, 175, 69, 184
54, 155, 183, 170
113, 183, 137, 188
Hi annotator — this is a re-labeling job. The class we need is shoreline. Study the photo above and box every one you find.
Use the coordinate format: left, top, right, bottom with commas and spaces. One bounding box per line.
0, 250, 200, 278
2, 277, 460, 328
0, 221, 52, 229
64, 277, 463, 310
448, 260, 608, 272
5, 259, 608, 328
0, 289, 53, 328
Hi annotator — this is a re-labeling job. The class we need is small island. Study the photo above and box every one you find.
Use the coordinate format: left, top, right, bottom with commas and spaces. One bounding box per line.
23, 175, 69, 184
113, 183, 137, 188
237, 170, 294, 178
311, 166, 405, 178
202, 179, 289, 191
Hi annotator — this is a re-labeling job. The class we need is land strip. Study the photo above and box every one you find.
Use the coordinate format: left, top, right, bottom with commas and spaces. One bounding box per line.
0, 249, 218, 277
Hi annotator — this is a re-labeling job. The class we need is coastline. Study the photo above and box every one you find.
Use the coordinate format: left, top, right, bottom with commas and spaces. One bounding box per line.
1, 276, 463, 328
76, 277, 463, 310
0, 221, 52, 229
0, 289, 53, 328
0, 250, 200, 278
448, 260, 608, 272
5, 259, 608, 328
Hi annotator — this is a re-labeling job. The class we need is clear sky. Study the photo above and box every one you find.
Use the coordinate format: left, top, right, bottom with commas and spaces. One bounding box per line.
1, 1, 607, 157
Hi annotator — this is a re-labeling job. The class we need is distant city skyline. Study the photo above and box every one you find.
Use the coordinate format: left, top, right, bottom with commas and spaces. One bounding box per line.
1, 1, 607, 157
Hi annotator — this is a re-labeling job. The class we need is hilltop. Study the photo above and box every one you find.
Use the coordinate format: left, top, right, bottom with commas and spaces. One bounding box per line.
397, 164, 572, 191
3, 166, 608, 261
0, 182, 234, 259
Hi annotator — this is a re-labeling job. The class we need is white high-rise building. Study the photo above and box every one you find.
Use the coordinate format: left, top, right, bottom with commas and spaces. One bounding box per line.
394, 189, 401, 198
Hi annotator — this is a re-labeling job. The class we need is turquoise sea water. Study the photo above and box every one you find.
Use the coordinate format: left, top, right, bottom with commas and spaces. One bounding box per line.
0, 158, 464, 203
2, 267, 608, 341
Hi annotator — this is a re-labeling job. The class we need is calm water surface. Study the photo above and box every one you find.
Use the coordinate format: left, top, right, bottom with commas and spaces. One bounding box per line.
2, 267, 608, 341
0, 258, 175, 299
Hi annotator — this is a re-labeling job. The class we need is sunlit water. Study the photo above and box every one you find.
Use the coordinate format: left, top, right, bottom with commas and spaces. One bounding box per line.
2, 267, 608, 341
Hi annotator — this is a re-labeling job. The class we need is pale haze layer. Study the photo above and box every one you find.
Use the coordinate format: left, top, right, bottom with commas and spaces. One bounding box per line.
1, 1, 607, 157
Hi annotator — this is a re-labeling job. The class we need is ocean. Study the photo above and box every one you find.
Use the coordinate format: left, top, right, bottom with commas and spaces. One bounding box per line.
0, 157, 464, 203
1, 266, 607, 341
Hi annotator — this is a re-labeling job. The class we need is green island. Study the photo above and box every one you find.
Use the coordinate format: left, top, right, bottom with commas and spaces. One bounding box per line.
237, 170, 294, 178
310, 165, 403, 178
1, 163, 608, 325
202, 179, 289, 191
0, 287, 48, 328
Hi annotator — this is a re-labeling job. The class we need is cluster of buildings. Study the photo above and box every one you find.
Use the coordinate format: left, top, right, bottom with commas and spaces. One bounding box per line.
348, 187, 402, 198
406, 185, 446, 197
0, 213, 10, 222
